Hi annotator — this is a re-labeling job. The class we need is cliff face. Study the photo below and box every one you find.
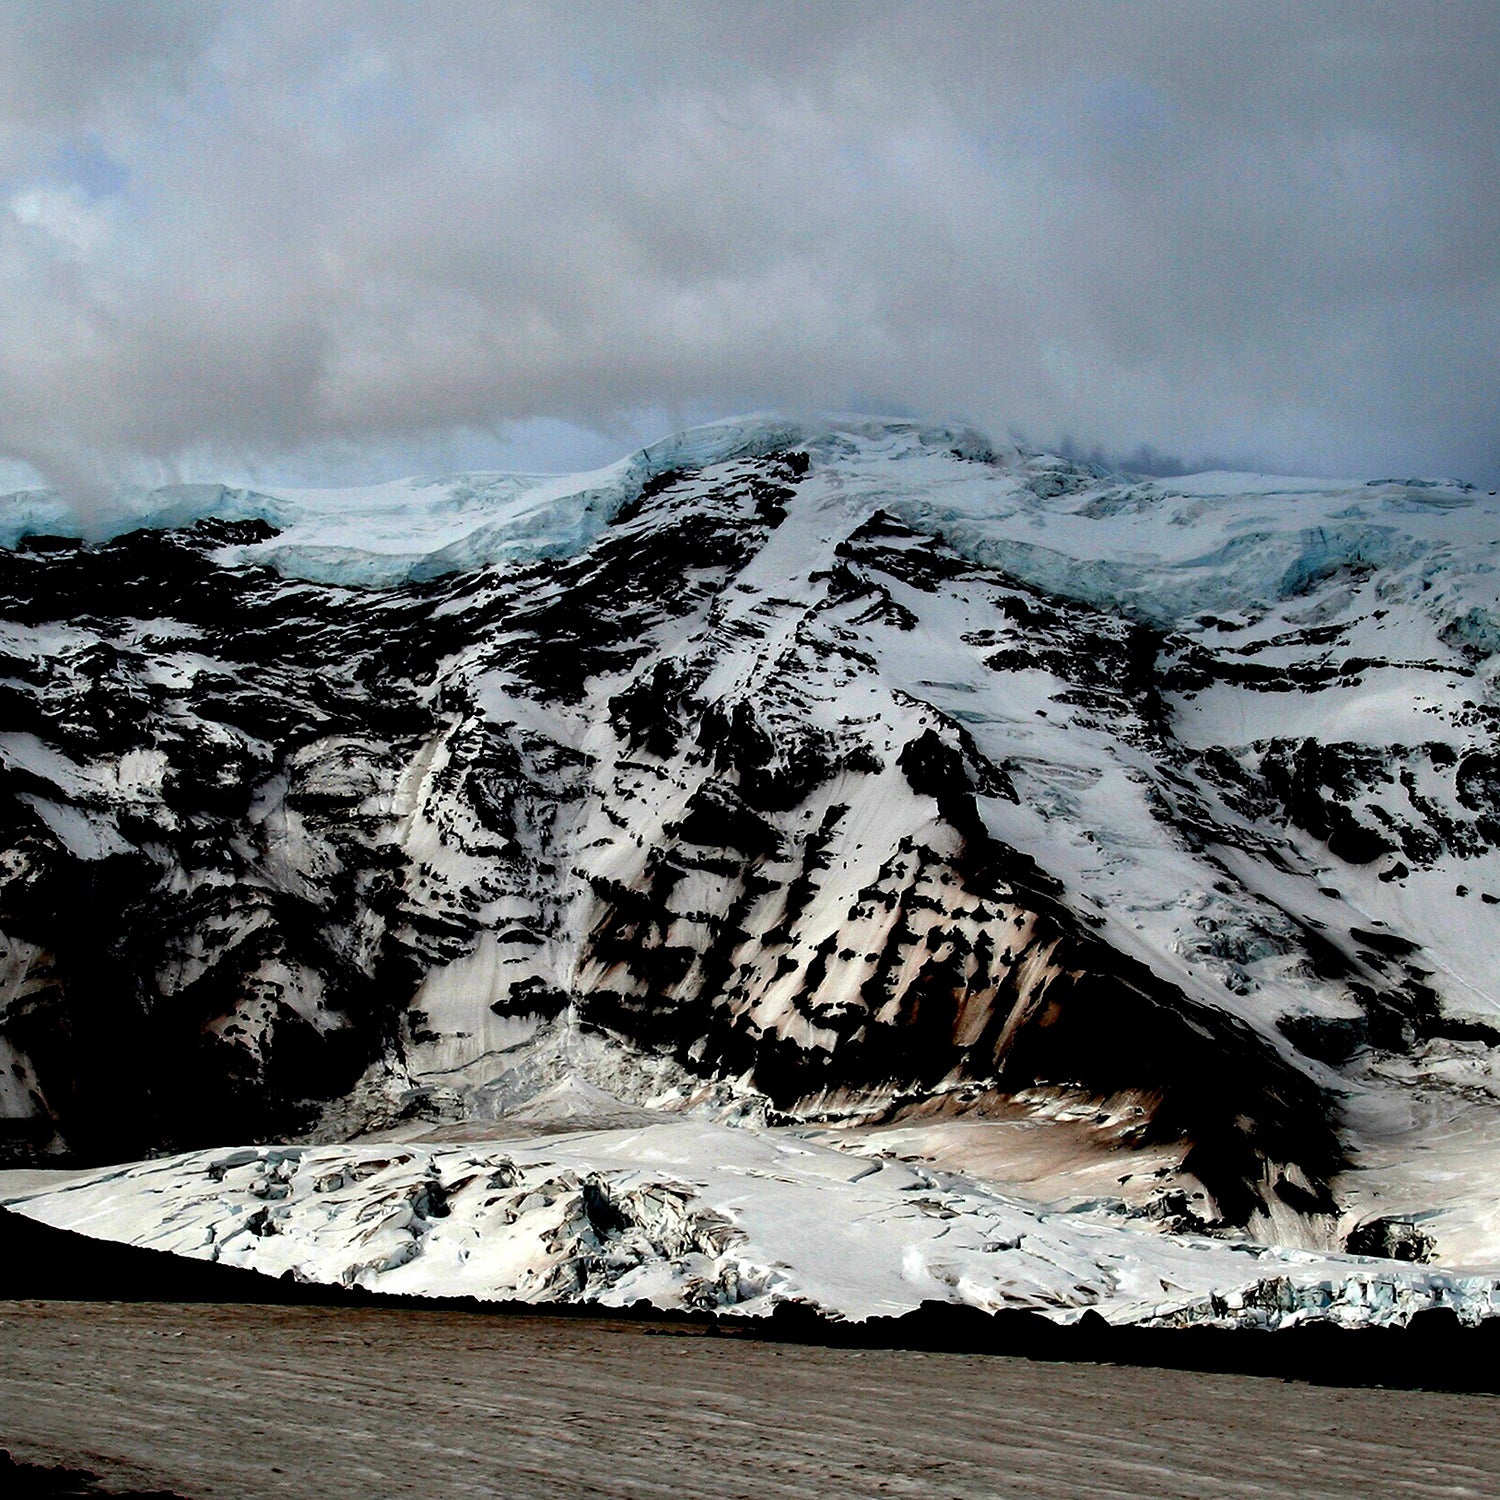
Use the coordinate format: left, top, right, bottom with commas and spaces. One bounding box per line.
2, 419, 1497, 1247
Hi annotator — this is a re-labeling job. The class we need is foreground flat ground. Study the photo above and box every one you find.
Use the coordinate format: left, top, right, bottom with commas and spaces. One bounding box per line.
1, 1302, 1497, 1500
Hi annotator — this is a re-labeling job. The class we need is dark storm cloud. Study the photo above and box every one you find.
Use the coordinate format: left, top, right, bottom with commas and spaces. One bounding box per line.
0, 0, 1496, 498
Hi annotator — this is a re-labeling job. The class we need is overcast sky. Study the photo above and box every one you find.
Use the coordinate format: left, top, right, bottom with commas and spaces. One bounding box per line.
1, 0, 1496, 501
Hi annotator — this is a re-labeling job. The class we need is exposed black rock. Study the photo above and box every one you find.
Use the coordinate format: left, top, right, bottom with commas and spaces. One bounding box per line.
1345, 1216, 1437, 1264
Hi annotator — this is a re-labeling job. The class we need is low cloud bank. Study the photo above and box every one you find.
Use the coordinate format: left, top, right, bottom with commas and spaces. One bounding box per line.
0, 1, 1496, 503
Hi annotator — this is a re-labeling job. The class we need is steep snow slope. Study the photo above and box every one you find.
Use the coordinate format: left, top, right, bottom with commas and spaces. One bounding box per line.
1, 416, 1497, 1283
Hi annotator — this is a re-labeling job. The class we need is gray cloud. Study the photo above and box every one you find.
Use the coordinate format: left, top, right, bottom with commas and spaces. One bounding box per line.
0, 0, 1497, 501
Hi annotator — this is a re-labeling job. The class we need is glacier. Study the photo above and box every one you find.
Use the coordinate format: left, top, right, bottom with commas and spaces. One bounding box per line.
1, 414, 1498, 1328
9, 1108, 1497, 1331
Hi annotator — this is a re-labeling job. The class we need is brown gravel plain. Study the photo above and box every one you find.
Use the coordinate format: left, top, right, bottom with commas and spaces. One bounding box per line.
2, 1300, 1499, 1499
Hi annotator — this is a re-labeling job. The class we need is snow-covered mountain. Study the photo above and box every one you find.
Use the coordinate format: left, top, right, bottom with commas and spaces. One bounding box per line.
2, 415, 1498, 1318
